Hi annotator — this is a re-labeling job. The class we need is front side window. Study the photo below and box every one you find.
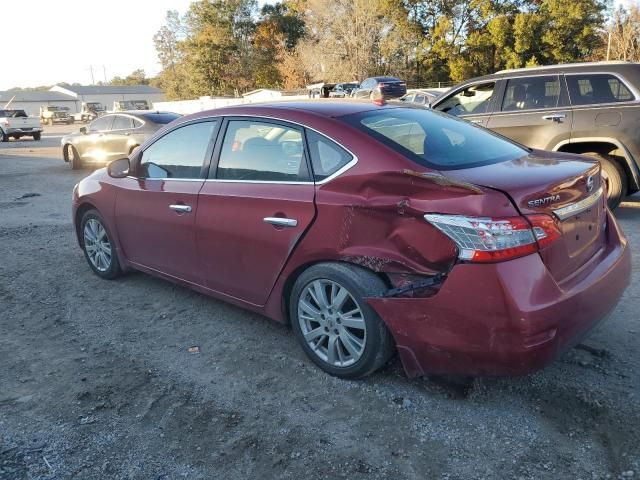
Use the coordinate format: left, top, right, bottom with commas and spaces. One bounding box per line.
215, 120, 307, 181
343, 107, 526, 170
139, 121, 216, 179
435, 82, 496, 116
501, 76, 560, 112
89, 116, 113, 132
566, 74, 635, 105
306, 131, 353, 181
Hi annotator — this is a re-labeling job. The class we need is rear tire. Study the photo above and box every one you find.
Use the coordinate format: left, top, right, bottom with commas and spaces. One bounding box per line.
583, 152, 627, 209
290, 263, 395, 379
33, 132, 41, 141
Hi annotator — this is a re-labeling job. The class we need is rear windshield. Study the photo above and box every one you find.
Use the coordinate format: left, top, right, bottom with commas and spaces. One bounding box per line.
342, 107, 527, 170
141, 113, 181, 124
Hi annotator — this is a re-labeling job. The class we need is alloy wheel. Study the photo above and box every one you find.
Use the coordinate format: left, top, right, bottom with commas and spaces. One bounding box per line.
83, 218, 112, 272
297, 279, 367, 367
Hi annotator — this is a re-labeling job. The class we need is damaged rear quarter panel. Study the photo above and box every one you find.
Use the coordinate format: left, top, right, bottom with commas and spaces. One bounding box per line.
299, 169, 520, 276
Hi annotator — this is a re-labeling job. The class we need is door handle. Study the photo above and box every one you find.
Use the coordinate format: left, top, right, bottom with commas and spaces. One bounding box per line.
263, 217, 297, 227
542, 113, 566, 123
169, 204, 192, 214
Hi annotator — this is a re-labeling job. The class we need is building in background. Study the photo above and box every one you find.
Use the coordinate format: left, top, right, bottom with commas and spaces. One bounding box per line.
50, 85, 165, 112
0, 91, 78, 116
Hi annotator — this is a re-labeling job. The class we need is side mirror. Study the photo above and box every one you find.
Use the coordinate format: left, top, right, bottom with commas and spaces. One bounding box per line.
80, 127, 87, 134
107, 157, 130, 178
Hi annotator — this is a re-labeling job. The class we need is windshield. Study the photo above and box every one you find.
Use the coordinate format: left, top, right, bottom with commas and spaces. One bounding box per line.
342, 107, 527, 170
141, 112, 180, 124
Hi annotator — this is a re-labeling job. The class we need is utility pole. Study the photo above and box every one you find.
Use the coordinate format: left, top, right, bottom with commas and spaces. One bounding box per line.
103, 66, 107, 83
89, 65, 95, 85
606, 29, 612, 61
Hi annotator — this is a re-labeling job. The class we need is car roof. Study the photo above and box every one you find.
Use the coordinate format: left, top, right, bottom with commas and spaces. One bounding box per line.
371, 76, 401, 81
459, 61, 640, 84
190, 100, 403, 121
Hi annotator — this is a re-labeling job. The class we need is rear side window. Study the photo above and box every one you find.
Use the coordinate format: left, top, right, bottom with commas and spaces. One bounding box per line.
139, 121, 216, 179
112, 115, 133, 130
215, 120, 307, 182
343, 108, 526, 170
501, 76, 560, 111
566, 74, 635, 105
306, 131, 353, 181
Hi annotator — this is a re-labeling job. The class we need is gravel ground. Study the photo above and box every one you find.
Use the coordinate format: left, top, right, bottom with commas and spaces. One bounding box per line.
1, 139, 639, 480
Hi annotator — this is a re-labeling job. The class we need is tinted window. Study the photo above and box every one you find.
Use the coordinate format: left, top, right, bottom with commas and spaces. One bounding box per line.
141, 112, 181, 124
139, 121, 216, 179
415, 94, 426, 104
435, 82, 495, 116
306, 131, 353, 181
89, 116, 113, 131
566, 74, 635, 105
216, 120, 306, 181
344, 108, 526, 170
132, 118, 144, 128
112, 115, 133, 130
502, 76, 560, 111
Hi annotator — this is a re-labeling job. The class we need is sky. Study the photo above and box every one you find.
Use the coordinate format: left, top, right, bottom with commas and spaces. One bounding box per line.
1, 0, 194, 90
0, 0, 632, 91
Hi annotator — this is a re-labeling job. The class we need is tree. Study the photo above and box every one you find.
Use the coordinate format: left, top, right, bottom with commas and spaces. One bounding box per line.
604, 3, 640, 62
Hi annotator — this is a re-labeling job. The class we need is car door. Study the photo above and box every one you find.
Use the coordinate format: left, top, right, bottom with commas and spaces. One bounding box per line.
104, 114, 136, 161
76, 115, 114, 162
196, 117, 316, 306
114, 119, 219, 282
486, 75, 572, 150
432, 81, 498, 128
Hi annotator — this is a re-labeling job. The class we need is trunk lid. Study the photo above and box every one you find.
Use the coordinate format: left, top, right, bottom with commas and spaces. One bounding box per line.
443, 149, 606, 282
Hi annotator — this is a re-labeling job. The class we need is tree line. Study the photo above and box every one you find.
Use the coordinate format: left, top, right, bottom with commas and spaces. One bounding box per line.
151, 0, 638, 100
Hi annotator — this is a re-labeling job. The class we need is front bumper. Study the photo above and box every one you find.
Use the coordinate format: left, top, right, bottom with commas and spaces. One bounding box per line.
367, 210, 631, 377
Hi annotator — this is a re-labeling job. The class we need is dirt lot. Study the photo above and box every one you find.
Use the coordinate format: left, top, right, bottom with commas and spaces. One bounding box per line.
1, 131, 639, 480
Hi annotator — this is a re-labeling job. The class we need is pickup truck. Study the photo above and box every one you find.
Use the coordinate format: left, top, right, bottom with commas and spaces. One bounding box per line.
71, 102, 106, 123
40, 106, 72, 125
0, 109, 43, 141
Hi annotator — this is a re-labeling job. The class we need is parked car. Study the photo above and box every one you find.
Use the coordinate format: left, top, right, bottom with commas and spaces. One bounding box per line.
71, 102, 106, 123
61, 111, 180, 169
329, 82, 360, 98
351, 77, 407, 100
431, 61, 640, 208
72, 102, 630, 379
0, 109, 42, 141
399, 89, 442, 106
40, 106, 72, 125
113, 100, 150, 111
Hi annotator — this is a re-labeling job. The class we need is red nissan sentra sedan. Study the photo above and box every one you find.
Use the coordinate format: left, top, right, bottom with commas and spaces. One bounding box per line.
72, 101, 631, 379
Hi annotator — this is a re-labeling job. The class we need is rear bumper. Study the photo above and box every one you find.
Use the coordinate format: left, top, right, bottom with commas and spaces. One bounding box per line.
6, 127, 42, 134
367, 210, 631, 377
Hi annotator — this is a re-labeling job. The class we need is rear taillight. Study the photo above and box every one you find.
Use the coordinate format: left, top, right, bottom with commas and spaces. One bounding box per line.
424, 213, 560, 263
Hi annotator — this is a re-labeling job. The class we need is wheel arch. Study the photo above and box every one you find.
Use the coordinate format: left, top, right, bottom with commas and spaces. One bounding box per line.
554, 137, 640, 193
74, 202, 99, 247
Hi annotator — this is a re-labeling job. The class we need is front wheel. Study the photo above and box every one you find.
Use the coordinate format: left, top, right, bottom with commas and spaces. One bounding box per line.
80, 210, 122, 279
290, 263, 395, 379
33, 132, 41, 141
0, 130, 8, 142
583, 152, 627, 209
67, 145, 82, 170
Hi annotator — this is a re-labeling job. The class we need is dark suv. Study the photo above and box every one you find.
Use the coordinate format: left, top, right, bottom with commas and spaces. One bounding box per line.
431, 61, 640, 208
